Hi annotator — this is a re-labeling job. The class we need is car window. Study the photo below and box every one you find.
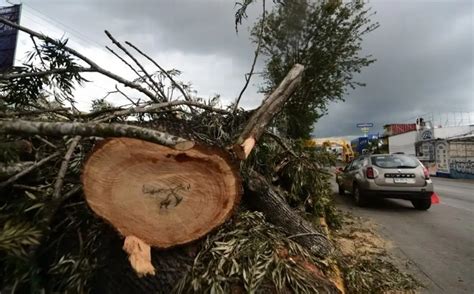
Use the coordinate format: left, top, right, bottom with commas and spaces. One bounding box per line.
371, 154, 419, 168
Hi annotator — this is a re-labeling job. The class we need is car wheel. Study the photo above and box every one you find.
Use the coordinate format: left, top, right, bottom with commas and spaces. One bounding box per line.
411, 199, 431, 210
353, 185, 367, 207
338, 184, 345, 195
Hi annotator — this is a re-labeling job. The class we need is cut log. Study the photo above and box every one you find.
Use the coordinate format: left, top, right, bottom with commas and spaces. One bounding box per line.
233, 64, 304, 159
245, 170, 332, 258
82, 138, 241, 273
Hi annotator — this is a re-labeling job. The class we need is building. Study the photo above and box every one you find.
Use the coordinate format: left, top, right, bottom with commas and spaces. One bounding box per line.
387, 130, 417, 155
383, 123, 416, 137
419, 132, 474, 179
446, 134, 474, 179
382, 124, 417, 154
386, 117, 474, 179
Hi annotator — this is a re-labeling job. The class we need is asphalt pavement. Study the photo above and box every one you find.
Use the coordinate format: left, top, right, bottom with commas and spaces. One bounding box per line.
332, 176, 474, 294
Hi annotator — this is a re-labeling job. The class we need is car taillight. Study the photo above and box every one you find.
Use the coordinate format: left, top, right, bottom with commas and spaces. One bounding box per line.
423, 167, 430, 179
366, 167, 375, 179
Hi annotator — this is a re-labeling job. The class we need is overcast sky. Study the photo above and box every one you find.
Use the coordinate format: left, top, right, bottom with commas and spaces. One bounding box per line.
9, 0, 474, 138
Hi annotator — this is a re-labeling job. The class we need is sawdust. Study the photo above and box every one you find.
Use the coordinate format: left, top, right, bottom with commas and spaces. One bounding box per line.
332, 212, 420, 294
334, 215, 392, 257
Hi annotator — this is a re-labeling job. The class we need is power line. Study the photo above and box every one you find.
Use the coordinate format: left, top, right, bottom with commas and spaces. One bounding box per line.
21, 1, 109, 52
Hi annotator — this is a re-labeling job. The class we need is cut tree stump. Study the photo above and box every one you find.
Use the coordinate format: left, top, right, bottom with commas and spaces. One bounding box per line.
82, 137, 241, 275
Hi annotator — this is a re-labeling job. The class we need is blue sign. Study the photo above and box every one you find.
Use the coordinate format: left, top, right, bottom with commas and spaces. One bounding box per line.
356, 123, 374, 128
421, 130, 433, 140
368, 133, 379, 140
0, 5, 21, 72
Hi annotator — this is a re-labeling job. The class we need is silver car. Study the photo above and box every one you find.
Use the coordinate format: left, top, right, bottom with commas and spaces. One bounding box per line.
336, 154, 434, 210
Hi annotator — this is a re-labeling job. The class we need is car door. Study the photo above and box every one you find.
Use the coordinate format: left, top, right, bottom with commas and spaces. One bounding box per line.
345, 157, 363, 192
341, 160, 355, 190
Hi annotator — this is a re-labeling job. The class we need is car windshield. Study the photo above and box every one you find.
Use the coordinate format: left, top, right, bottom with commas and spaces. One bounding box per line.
371, 155, 419, 168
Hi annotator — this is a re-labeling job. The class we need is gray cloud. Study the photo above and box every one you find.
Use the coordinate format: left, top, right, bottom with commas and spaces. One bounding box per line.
314, 0, 474, 137
15, 0, 474, 136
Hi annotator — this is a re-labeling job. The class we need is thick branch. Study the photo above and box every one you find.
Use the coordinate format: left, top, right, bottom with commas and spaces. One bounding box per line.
0, 120, 194, 150
0, 17, 161, 103
233, 64, 304, 159
0, 107, 71, 118
244, 170, 332, 258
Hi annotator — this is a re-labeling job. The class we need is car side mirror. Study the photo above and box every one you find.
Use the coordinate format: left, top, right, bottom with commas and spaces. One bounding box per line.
337, 167, 344, 173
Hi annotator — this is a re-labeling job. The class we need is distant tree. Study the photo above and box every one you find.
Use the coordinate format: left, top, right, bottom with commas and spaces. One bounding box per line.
252, 0, 379, 139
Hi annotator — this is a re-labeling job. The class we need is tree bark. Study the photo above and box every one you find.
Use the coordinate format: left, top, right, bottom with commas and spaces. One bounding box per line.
233, 64, 304, 159
244, 170, 332, 259
0, 120, 194, 151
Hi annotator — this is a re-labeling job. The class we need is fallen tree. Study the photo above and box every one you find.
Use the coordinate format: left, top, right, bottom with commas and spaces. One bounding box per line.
0, 12, 341, 294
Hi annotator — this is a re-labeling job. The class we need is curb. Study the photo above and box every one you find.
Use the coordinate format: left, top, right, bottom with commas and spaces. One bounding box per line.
319, 217, 346, 294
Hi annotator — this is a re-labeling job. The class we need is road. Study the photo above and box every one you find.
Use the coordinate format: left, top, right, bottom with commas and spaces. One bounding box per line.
332, 176, 474, 294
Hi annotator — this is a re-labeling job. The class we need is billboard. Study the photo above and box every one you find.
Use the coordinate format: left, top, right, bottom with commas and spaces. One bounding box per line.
0, 4, 21, 72
356, 123, 374, 128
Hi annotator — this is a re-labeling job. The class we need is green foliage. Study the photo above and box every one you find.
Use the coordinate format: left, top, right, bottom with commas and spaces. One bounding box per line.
244, 135, 341, 228
234, 0, 286, 32
0, 220, 42, 258
253, 0, 379, 138
42, 201, 107, 294
0, 38, 86, 108
0, 191, 48, 291
176, 211, 329, 293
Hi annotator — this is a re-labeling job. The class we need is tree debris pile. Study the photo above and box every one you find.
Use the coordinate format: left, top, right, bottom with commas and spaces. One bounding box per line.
333, 213, 420, 294
0, 0, 384, 292
176, 211, 340, 294
0, 20, 340, 294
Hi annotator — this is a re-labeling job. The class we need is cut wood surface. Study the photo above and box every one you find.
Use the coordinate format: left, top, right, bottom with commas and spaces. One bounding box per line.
82, 137, 241, 249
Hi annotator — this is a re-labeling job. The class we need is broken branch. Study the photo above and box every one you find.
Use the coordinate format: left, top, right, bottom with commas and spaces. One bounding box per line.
0, 17, 161, 103
0, 152, 61, 188
105, 30, 167, 101
233, 64, 304, 159
0, 120, 194, 150
53, 136, 81, 200
125, 41, 192, 102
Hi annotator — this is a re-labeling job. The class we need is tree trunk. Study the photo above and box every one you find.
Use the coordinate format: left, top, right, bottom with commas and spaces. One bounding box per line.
244, 170, 332, 258
82, 137, 241, 274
